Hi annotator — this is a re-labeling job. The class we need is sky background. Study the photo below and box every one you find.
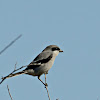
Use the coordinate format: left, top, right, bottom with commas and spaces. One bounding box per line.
0, 0, 100, 100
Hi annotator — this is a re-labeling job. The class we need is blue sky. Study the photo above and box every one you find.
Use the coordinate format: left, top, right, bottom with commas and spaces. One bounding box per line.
0, 0, 100, 100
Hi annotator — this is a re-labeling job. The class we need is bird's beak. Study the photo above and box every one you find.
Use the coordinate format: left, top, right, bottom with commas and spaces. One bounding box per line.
59, 50, 63, 52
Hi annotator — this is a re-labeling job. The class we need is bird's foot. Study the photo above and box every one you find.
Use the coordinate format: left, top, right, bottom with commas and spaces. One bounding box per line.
45, 83, 48, 87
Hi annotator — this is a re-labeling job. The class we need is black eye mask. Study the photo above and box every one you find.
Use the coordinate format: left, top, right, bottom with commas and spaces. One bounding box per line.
52, 47, 60, 51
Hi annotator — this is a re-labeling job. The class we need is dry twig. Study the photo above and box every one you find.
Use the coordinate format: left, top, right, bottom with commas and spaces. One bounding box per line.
7, 85, 13, 100
44, 74, 51, 100
45, 86, 51, 100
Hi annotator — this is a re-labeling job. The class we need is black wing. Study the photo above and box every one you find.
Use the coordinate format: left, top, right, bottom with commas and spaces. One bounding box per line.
29, 51, 53, 65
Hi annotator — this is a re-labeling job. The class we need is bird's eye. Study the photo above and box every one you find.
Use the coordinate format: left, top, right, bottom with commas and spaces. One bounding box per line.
52, 47, 60, 51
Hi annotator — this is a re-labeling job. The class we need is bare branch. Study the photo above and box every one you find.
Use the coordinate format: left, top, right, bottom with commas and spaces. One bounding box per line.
0, 34, 22, 55
0, 63, 27, 84
44, 74, 51, 100
45, 86, 51, 100
7, 85, 13, 100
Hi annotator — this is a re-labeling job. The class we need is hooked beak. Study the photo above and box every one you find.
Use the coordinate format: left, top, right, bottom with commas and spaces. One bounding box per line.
59, 49, 63, 52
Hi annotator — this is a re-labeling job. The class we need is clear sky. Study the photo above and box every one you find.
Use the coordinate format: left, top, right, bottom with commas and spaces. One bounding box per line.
0, 0, 100, 100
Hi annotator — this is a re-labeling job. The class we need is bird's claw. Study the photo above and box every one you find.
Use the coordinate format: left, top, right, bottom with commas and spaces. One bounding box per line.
45, 83, 48, 87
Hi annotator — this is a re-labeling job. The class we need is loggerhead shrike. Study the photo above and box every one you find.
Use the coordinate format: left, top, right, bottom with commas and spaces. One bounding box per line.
3, 45, 63, 86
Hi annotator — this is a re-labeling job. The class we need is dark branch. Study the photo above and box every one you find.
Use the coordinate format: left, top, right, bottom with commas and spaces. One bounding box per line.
0, 34, 22, 55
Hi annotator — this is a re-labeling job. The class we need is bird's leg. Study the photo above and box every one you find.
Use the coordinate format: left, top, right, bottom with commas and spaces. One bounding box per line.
45, 74, 46, 84
44, 71, 48, 87
44, 74, 48, 87
38, 76, 48, 86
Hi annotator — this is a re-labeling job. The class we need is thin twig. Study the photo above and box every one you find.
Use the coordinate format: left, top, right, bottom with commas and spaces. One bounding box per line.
45, 86, 51, 100
14, 62, 17, 71
44, 74, 51, 100
0, 64, 27, 84
7, 85, 13, 100
0, 34, 22, 55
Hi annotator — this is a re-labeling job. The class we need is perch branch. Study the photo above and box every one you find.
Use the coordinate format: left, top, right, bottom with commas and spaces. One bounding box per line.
44, 74, 51, 100
45, 86, 51, 100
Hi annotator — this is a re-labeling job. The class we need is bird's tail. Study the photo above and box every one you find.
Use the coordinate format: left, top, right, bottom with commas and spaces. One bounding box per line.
5, 71, 25, 79
0, 71, 27, 84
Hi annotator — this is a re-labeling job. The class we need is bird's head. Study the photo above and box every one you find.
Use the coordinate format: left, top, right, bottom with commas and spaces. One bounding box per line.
43, 45, 63, 56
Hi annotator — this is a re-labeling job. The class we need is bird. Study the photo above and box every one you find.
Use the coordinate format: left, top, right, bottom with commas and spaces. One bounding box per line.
1, 45, 63, 86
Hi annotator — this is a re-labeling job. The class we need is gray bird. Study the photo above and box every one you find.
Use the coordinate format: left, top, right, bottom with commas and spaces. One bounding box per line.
1, 45, 63, 86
